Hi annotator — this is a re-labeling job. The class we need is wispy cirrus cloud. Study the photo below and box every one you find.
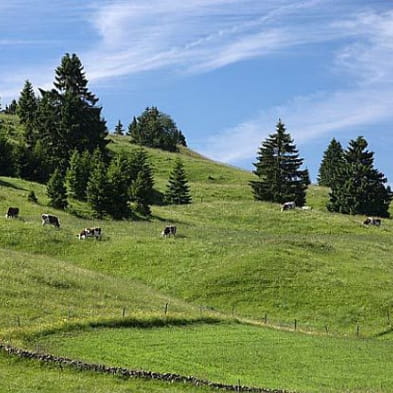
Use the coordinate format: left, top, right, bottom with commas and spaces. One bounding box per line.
200, 7, 393, 168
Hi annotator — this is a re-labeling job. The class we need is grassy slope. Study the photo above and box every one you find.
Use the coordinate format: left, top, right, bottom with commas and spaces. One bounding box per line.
1, 125, 393, 391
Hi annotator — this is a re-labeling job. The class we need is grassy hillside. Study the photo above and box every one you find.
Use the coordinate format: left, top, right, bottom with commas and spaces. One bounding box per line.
1, 126, 393, 392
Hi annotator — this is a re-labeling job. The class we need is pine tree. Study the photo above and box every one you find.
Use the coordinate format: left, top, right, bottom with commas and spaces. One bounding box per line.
17, 80, 38, 147
47, 168, 68, 209
37, 53, 108, 170
114, 120, 125, 136
129, 159, 154, 215
86, 150, 110, 218
65, 150, 85, 200
127, 116, 137, 136
318, 138, 344, 187
250, 120, 308, 206
0, 132, 15, 176
106, 154, 132, 219
327, 136, 392, 217
164, 159, 191, 204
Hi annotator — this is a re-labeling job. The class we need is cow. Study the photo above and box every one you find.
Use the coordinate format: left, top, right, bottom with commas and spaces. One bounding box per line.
161, 225, 177, 237
363, 217, 381, 226
78, 227, 102, 240
41, 214, 60, 228
281, 201, 296, 211
5, 207, 19, 219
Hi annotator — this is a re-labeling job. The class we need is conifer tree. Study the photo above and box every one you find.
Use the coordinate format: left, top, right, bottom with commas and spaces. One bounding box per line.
129, 161, 154, 215
106, 154, 132, 218
0, 132, 15, 176
164, 158, 191, 204
38, 53, 108, 170
65, 150, 85, 200
327, 136, 392, 217
318, 138, 344, 187
47, 168, 68, 209
114, 120, 125, 136
17, 80, 38, 147
127, 116, 137, 136
250, 120, 308, 206
86, 150, 110, 218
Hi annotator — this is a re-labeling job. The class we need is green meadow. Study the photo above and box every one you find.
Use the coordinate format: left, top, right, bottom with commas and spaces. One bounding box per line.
1, 123, 393, 392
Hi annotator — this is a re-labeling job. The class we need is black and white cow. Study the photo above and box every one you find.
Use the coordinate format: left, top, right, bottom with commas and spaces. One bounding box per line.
363, 217, 381, 226
281, 201, 296, 211
78, 227, 102, 240
5, 207, 19, 218
41, 214, 60, 228
161, 225, 177, 237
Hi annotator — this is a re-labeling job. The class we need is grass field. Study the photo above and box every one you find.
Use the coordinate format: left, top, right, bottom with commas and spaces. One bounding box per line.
29, 322, 393, 393
1, 120, 393, 392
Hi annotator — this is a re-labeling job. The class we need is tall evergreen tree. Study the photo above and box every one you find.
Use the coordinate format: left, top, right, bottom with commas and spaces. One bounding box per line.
250, 120, 308, 206
327, 136, 392, 217
127, 116, 137, 136
164, 158, 191, 204
37, 53, 108, 170
47, 168, 68, 209
318, 138, 344, 187
0, 132, 15, 176
106, 154, 132, 219
114, 120, 125, 136
86, 150, 110, 218
65, 150, 85, 200
17, 80, 38, 147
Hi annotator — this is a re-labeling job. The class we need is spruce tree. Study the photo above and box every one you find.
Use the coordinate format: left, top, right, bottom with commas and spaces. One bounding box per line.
106, 154, 132, 218
0, 132, 15, 176
250, 120, 308, 206
86, 150, 110, 218
65, 150, 85, 200
47, 168, 68, 209
127, 116, 137, 136
164, 159, 191, 204
114, 120, 125, 136
38, 53, 108, 170
327, 136, 392, 217
129, 159, 154, 215
318, 138, 344, 187
17, 80, 38, 147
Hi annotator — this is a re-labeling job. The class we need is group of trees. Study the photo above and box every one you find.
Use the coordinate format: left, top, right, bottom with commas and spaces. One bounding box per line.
251, 120, 391, 217
113, 106, 187, 152
319, 137, 392, 217
0, 53, 192, 219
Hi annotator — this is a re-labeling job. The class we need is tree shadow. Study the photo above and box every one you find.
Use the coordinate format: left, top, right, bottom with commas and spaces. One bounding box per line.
0, 179, 28, 191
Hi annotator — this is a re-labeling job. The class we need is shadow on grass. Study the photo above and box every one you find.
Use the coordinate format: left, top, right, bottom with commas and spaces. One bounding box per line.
0, 179, 27, 191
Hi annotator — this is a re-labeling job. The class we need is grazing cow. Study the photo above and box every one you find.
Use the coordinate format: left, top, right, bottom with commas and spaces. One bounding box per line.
78, 227, 102, 240
41, 214, 60, 228
161, 225, 177, 237
5, 207, 19, 218
281, 201, 296, 211
363, 217, 381, 226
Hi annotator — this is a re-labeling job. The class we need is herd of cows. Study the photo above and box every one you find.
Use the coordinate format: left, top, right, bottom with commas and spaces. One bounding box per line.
4, 203, 381, 242
4, 207, 178, 239
280, 201, 381, 226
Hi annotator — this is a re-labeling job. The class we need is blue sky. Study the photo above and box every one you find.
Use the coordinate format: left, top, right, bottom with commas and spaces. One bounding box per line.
1, 0, 392, 182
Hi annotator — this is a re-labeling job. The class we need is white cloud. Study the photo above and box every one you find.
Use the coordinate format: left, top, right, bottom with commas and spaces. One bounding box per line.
199, 7, 393, 165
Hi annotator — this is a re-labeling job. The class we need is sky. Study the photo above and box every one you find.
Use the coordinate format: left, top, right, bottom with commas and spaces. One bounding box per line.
1, 0, 392, 182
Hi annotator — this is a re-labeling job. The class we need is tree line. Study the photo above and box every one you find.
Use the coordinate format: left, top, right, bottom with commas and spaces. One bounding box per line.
0, 53, 192, 218
250, 120, 392, 217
